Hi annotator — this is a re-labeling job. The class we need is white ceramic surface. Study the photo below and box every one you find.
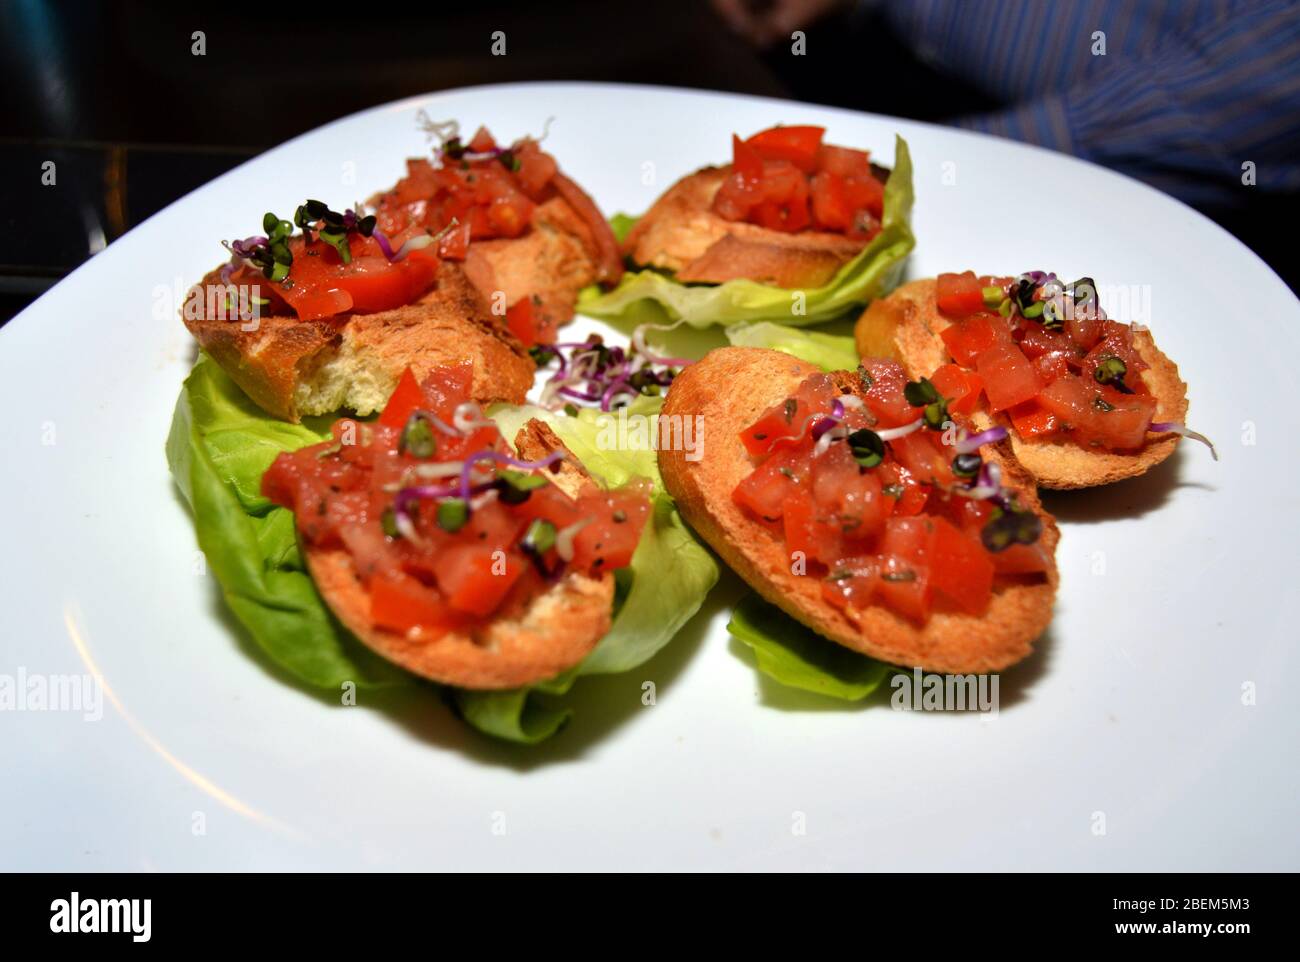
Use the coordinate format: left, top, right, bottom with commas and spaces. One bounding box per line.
2, 82, 1296, 871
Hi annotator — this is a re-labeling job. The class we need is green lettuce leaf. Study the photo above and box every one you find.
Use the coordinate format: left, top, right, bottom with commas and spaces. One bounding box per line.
725, 320, 859, 372
578, 135, 914, 329
165, 356, 409, 689
727, 595, 889, 702
460, 397, 719, 741
166, 356, 717, 743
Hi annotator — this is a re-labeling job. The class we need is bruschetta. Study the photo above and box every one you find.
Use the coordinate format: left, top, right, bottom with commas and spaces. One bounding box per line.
625, 125, 890, 289
184, 199, 535, 422
261, 364, 653, 689
370, 120, 623, 345
855, 272, 1212, 489
659, 346, 1058, 673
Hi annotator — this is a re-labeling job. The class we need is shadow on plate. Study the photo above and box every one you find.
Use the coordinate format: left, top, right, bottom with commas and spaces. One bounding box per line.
193, 531, 724, 769
1039, 446, 1213, 524
728, 609, 1056, 716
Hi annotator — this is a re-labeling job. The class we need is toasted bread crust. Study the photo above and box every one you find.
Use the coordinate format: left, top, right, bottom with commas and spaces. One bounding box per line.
660, 347, 1058, 673
461, 196, 604, 334
302, 420, 614, 690
856, 279, 1190, 489
624, 167, 864, 289
182, 263, 533, 422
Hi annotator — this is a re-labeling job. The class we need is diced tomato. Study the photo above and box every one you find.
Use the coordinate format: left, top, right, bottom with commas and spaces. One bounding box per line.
733, 445, 809, 520
1033, 350, 1075, 385
879, 462, 927, 516
876, 517, 932, 622
1037, 374, 1158, 449
782, 488, 846, 565
1083, 321, 1148, 394
505, 297, 540, 347
739, 374, 838, 456
467, 126, 497, 153
976, 341, 1041, 413
515, 143, 558, 196
811, 442, 888, 547
569, 487, 651, 572
928, 363, 984, 415
731, 134, 764, 180
940, 312, 1009, 367
378, 367, 426, 428
746, 125, 825, 172
822, 559, 880, 614
991, 542, 1053, 575
810, 171, 852, 232
272, 233, 440, 321
890, 431, 955, 487
926, 517, 994, 616
936, 271, 986, 318
1017, 324, 1075, 360
840, 174, 884, 222
371, 573, 458, 636
1007, 400, 1061, 439
438, 220, 471, 260
1065, 312, 1106, 351
816, 143, 872, 179
858, 358, 918, 427
749, 160, 811, 232
432, 543, 524, 617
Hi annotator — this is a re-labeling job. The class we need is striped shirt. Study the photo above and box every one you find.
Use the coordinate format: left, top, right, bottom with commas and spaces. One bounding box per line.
879, 0, 1300, 205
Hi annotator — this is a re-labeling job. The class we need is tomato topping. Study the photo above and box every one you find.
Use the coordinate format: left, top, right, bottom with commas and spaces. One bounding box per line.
975, 341, 1041, 413
239, 230, 441, 322
746, 125, 825, 172
928, 363, 983, 416
933, 272, 1159, 454
1037, 375, 1158, 450
858, 358, 918, 428
927, 517, 994, 615
936, 271, 986, 317
735, 367, 1048, 625
1007, 400, 1061, 439
378, 367, 427, 428
262, 366, 650, 637
373, 129, 621, 284
371, 573, 461, 636
505, 297, 541, 347
739, 373, 840, 456
939, 312, 1009, 367
713, 125, 886, 239
816, 144, 872, 179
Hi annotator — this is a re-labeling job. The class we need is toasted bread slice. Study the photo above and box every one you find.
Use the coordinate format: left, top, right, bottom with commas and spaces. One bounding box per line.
303, 420, 615, 690
461, 195, 606, 337
660, 347, 1058, 673
624, 167, 865, 289
183, 262, 534, 422
855, 279, 1190, 489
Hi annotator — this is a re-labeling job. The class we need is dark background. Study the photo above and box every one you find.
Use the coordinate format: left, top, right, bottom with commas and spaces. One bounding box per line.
1, 0, 1293, 326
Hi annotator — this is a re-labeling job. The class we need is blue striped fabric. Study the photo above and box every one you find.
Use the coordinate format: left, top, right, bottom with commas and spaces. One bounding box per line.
881, 0, 1300, 205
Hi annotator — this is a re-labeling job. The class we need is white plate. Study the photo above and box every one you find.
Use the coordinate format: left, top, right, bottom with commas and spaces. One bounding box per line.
2, 82, 1296, 871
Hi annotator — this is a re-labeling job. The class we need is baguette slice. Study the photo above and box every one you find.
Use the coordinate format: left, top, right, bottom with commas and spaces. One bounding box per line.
624, 167, 865, 289
855, 279, 1190, 489
303, 421, 614, 690
183, 263, 534, 423
660, 347, 1058, 673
